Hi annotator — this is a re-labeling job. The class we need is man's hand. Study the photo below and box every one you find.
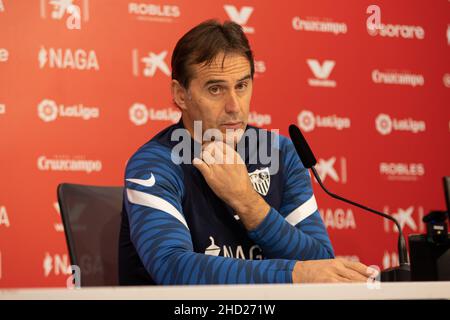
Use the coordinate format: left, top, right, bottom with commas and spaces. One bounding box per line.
292, 258, 375, 283
193, 141, 270, 230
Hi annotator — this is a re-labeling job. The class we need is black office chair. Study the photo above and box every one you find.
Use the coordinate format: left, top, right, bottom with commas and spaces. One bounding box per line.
57, 183, 123, 286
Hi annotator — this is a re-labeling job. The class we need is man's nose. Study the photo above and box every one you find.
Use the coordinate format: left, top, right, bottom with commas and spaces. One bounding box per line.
224, 91, 240, 114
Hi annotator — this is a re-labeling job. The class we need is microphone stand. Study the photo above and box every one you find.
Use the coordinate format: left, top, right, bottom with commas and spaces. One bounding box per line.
310, 167, 411, 282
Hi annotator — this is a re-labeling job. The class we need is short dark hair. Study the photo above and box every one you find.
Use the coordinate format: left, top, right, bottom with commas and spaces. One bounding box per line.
171, 19, 255, 88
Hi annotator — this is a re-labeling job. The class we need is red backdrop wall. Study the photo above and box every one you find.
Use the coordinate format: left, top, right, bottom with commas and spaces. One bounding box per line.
0, 0, 449, 288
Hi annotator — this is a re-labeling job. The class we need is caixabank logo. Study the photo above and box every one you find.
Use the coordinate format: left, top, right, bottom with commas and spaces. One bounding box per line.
38, 46, 99, 71
128, 1, 181, 23
315, 156, 347, 184
383, 205, 425, 234
37, 98, 99, 122
375, 113, 426, 135
39, 0, 89, 30
132, 49, 170, 77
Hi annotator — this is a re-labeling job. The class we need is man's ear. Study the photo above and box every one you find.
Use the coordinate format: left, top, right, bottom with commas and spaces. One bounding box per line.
171, 79, 188, 111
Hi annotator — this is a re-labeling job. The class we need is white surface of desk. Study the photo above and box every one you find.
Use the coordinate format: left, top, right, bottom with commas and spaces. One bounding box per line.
1, 282, 450, 300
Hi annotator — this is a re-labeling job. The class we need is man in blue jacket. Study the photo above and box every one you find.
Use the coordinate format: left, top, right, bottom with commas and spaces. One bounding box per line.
119, 19, 371, 285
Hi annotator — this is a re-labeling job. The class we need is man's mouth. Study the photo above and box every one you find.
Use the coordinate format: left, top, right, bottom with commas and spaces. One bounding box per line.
220, 121, 243, 129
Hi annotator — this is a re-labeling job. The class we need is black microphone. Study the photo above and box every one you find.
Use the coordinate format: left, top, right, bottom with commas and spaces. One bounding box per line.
289, 124, 411, 281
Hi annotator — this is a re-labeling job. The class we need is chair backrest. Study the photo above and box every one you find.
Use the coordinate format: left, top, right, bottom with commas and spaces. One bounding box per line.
57, 183, 123, 287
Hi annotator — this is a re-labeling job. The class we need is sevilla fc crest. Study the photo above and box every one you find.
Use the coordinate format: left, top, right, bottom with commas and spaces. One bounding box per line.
248, 167, 271, 196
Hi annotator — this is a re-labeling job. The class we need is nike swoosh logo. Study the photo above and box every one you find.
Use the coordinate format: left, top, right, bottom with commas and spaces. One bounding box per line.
126, 173, 156, 187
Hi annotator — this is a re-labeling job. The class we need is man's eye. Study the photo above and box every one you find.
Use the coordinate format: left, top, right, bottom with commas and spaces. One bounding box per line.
236, 82, 248, 91
209, 86, 222, 95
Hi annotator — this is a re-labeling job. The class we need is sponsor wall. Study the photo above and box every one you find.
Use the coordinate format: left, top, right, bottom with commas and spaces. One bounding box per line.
0, 0, 449, 288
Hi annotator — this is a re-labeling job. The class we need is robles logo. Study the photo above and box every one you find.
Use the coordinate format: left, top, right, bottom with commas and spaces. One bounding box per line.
375, 113, 426, 135
128, 2, 180, 22
37, 99, 99, 122
129, 103, 181, 126
298, 110, 351, 132
379, 162, 425, 181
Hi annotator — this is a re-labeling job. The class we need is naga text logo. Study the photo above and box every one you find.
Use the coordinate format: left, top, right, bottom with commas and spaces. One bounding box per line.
224, 5, 254, 34
383, 206, 425, 233
37, 155, 102, 173
40, 0, 89, 30
129, 103, 181, 126
372, 69, 424, 87
128, 2, 180, 22
298, 110, 351, 132
320, 208, 356, 230
292, 16, 347, 35
43, 253, 71, 277
306, 59, 336, 87
375, 113, 426, 135
248, 111, 271, 127
37, 99, 99, 122
0, 206, 10, 228
366, 12, 424, 40
132, 49, 170, 77
315, 157, 347, 184
205, 236, 263, 260
443, 73, 450, 88
0, 48, 8, 62
379, 162, 425, 181
0, 103, 5, 115
38, 46, 99, 71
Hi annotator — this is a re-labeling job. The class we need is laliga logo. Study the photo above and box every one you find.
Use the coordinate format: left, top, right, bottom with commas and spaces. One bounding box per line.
375, 113, 392, 135
375, 113, 426, 135
224, 5, 254, 34
443, 73, 450, 88
37, 99, 99, 122
38, 99, 58, 122
298, 110, 315, 132
298, 110, 351, 132
129, 103, 181, 126
129, 103, 148, 126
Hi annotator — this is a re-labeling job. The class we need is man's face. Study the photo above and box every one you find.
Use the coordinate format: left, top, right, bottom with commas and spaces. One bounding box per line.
178, 53, 253, 142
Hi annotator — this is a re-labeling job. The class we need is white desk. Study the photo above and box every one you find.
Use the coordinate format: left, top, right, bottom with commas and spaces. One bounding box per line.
1, 282, 449, 300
